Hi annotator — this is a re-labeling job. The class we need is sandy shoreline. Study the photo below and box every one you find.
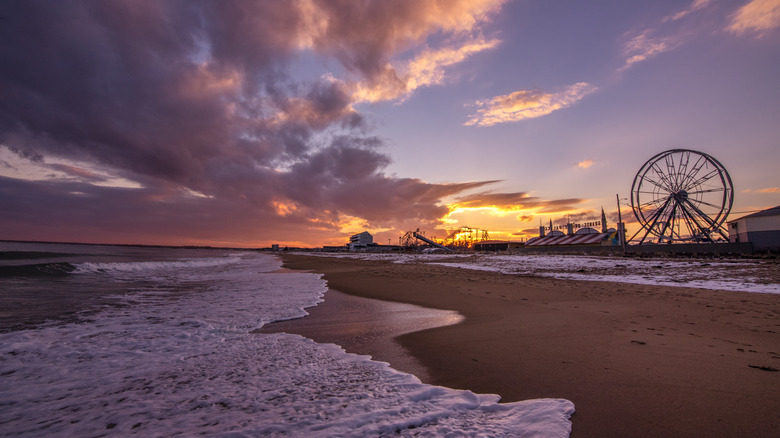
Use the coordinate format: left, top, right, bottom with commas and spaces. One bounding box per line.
263, 254, 780, 438
261, 288, 463, 383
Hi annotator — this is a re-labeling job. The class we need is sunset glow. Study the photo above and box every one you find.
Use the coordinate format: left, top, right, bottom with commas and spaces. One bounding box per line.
0, 1, 778, 247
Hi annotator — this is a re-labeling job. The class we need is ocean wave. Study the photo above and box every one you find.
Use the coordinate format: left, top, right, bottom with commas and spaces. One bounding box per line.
73, 255, 244, 274
0, 251, 77, 260
0, 262, 77, 277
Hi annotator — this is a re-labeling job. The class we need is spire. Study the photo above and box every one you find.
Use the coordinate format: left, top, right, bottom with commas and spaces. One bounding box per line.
601, 207, 608, 233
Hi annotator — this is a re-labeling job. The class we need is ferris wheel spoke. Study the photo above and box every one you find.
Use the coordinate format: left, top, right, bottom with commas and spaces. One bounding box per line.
667, 153, 687, 191
681, 198, 721, 231
671, 213, 690, 240
678, 205, 709, 239
687, 197, 724, 212
638, 198, 665, 209
683, 169, 720, 192
678, 202, 708, 233
686, 188, 726, 195
664, 154, 680, 190
640, 174, 673, 193
670, 201, 689, 240
656, 201, 678, 241
687, 202, 727, 240
676, 150, 692, 188
638, 195, 670, 207
680, 202, 707, 240
638, 196, 670, 217
678, 155, 707, 190
644, 196, 674, 236
650, 162, 676, 191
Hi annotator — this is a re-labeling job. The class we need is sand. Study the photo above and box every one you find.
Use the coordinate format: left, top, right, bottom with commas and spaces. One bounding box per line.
261, 254, 780, 438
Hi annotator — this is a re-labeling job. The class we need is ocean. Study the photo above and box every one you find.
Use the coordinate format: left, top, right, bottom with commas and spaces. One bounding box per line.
0, 242, 573, 437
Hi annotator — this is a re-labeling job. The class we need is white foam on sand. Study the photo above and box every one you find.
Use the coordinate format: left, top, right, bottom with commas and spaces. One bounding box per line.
0, 251, 574, 437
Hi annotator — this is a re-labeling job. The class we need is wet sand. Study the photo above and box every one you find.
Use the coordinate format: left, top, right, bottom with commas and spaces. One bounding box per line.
263, 254, 780, 438
260, 288, 462, 382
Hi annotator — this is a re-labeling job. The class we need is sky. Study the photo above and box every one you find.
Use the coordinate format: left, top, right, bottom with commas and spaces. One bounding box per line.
1, 0, 779, 248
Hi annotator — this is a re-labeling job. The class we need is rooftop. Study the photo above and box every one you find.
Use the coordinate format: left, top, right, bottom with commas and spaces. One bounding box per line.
729, 205, 780, 222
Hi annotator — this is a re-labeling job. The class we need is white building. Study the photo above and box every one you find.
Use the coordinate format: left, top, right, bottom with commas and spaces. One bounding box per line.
348, 231, 373, 251
728, 205, 780, 251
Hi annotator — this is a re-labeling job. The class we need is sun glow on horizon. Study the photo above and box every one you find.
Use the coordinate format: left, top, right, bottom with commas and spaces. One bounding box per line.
438, 195, 628, 243
443, 203, 543, 241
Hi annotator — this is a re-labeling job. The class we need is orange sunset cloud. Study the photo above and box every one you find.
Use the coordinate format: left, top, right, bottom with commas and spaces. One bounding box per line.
465, 83, 597, 126
578, 160, 594, 169
352, 38, 501, 104
728, 0, 780, 36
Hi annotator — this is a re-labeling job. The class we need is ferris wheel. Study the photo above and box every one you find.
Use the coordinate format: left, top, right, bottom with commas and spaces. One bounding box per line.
630, 149, 733, 244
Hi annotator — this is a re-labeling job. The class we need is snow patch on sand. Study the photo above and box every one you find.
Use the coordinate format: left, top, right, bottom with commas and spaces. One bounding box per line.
304, 252, 780, 294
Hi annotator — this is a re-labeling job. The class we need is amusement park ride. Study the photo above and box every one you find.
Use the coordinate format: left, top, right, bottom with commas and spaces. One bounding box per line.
629, 149, 733, 244
400, 148, 734, 250
399, 227, 489, 251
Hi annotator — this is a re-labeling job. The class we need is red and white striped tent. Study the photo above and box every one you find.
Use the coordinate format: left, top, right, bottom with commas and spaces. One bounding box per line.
525, 229, 618, 246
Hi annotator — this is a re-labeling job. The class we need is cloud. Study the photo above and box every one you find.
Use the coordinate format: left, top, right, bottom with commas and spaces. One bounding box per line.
452, 191, 534, 210
622, 0, 777, 74
297, 0, 504, 104
0, 146, 144, 188
0, 1, 505, 246
577, 159, 594, 169
663, 0, 713, 22
450, 191, 586, 212
298, 0, 504, 77
465, 83, 597, 126
619, 30, 680, 72
47, 164, 107, 183
352, 37, 501, 103
727, 0, 780, 36
0, 175, 318, 247
758, 187, 780, 193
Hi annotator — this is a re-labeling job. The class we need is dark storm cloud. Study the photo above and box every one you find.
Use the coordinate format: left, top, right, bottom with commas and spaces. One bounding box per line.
280, 139, 496, 226
0, 0, 501, 244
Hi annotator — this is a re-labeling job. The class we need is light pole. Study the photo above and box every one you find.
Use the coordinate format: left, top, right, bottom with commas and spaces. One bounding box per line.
616, 194, 628, 254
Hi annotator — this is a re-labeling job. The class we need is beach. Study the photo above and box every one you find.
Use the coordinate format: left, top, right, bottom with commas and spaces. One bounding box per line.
267, 253, 780, 438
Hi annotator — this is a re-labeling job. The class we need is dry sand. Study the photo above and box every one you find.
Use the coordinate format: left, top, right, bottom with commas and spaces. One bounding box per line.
262, 254, 780, 438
